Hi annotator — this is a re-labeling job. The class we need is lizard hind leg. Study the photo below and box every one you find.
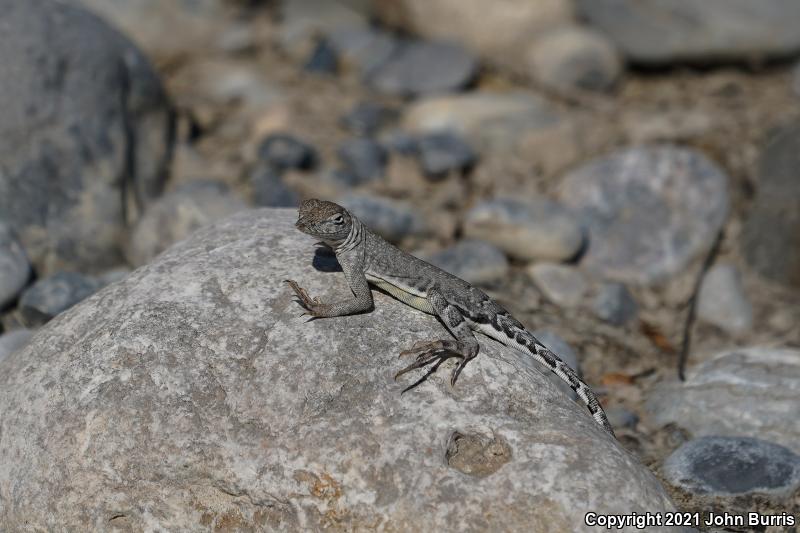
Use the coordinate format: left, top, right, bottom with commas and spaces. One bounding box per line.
395, 338, 479, 388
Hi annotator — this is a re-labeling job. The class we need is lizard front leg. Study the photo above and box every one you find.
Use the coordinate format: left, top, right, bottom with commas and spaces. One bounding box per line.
395, 288, 479, 387
285, 252, 373, 318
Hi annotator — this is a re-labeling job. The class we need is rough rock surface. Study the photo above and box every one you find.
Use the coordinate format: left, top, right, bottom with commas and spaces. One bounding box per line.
0, 0, 173, 275
0, 209, 678, 531
646, 347, 800, 454
559, 145, 729, 285
575, 0, 800, 65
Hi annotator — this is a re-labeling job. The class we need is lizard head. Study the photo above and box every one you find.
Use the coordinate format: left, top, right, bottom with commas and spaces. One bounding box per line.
294, 199, 353, 242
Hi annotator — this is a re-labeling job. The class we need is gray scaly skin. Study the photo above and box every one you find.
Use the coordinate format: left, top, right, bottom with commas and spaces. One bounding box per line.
286, 199, 615, 436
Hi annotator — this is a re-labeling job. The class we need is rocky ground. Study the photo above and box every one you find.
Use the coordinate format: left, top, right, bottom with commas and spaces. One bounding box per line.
1, 0, 799, 531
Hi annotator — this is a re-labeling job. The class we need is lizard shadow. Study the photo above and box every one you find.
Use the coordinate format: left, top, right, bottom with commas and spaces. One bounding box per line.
311, 247, 342, 273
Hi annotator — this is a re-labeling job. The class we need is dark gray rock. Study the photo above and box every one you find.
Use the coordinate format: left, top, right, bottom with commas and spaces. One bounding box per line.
328, 27, 400, 76
338, 194, 425, 242
416, 132, 477, 179
741, 123, 800, 289
340, 102, 397, 136
697, 264, 752, 334
18, 272, 99, 326
369, 40, 477, 96
664, 437, 800, 497
528, 263, 588, 308
420, 240, 508, 285
527, 26, 622, 92
126, 181, 247, 266
0, 224, 30, 309
278, 0, 369, 59
576, 0, 800, 65
646, 347, 800, 454
337, 138, 389, 183
0, 209, 678, 530
257, 133, 318, 171
304, 38, 339, 74
251, 165, 300, 208
592, 282, 637, 326
0, 0, 173, 275
0, 329, 33, 362
464, 198, 584, 262
560, 145, 729, 285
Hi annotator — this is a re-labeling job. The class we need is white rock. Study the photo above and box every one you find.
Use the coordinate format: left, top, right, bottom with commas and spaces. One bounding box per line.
697, 264, 752, 334
0, 209, 678, 530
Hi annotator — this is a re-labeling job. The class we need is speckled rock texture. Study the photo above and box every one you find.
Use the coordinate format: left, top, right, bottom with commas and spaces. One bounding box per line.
0, 209, 678, 531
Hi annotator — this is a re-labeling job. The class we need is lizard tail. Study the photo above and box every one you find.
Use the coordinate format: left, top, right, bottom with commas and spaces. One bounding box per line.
510, 332, 615, 436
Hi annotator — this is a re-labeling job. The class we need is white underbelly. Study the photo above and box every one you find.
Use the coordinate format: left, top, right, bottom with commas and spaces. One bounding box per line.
366, 274, 434, 314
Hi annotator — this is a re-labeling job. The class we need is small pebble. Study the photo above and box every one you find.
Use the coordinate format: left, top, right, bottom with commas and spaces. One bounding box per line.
527, 263, 588, 308
592, 282, 637, 326
251, 165, 300, 207
304, 38, 338, 74
416, 131, 477, 179
663, 436, 800, 497
526, 26, 622, 93
338, 193, 425, 242
337, 138, 389, 183
697, 264, 752, 335
368, 40, 477, 96
327, 27, 399, 76
257, 133, 318, 171
421, 240, 508, 285
0, 329, 34, 361
464, 198, 585, 262
18, 272, 100, 326
0, 224, 31, 309
340, 102, 397, 136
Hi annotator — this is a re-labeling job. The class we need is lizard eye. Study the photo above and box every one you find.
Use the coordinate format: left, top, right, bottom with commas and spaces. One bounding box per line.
332, 214, 344, 224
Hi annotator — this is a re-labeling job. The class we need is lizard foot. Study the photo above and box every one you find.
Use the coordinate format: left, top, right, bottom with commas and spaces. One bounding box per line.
284, 279, 326, 317
395, 339, 476, 387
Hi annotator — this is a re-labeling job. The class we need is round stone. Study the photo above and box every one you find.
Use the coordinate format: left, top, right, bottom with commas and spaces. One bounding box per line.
337, 138, 389, 183
464, 198, 584, 262
18, 272, 99, 326
419, 240, 508, 285
368, 40, 477, 96
527, 25, 622, 92
697, 264, 752, 335
559, 145, 729, 285
415, 132, 477, 179
663, 436, 800, 497
257, 133, 318, 171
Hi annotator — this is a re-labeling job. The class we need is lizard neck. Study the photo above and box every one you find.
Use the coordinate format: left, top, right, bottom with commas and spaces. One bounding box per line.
331, 215, 365, 254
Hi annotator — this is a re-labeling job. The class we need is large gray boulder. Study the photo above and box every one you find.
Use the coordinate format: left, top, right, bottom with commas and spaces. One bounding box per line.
0, 209, 679, 531
0, 0, 173, 275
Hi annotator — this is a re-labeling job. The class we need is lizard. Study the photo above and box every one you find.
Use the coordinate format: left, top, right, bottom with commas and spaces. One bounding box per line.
285, 199, 615, 436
